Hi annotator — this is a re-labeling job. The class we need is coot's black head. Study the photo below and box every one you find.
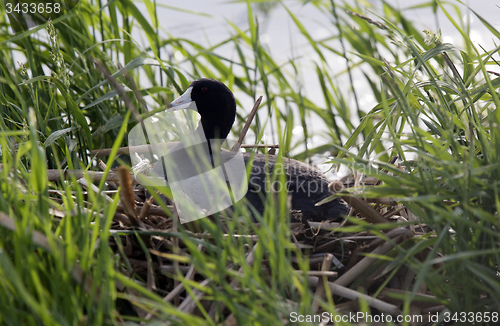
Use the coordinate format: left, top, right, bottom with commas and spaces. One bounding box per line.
169, 78, 236, 141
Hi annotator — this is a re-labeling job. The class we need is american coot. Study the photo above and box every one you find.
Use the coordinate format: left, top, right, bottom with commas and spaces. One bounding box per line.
153, 78, 349, 221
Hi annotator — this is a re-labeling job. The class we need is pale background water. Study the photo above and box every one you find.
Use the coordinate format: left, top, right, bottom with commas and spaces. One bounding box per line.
156, 0, 499, 107
144, 0, 498, 176
9, 0, 498, 175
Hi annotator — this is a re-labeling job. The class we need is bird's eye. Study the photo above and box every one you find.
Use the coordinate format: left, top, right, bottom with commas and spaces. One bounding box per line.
201, 87, 208, 93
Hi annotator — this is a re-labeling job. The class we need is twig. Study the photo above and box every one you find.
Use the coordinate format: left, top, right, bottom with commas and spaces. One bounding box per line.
172, 204, 180, 307
380, 289, 445, 308
207, 244, 258, 320
334, 234, 407, 287
138, 196, 155, 221
143, 246, 199, 322
366, 227, 414, 249
91, 143, 278, 157
295, 270, 337, 277
308, 276, 401, 315
99, 160, 117, 189
177, 278, 211, 313
78, 178, 114, 203
290, 231, 301, 250
146, 250, 156, 292
241, 144, 278, 149
47, 169, 136, 183
222, 314, 238, 326
341, 196, 394, 227
158, 265, 192, 275
91, 143, 178, 157
312, 253, 334, 312
231, 96, 263, 152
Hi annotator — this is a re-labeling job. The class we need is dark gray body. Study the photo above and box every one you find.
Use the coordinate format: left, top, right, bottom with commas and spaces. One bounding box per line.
151, 148, 349, 221
241, 152, 349, 221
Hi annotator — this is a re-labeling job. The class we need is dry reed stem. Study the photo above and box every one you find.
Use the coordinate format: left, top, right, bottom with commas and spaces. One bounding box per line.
143, 244, 202, 322
78, 178, 114, 203
222, 313, 238, 326
171, 205, 181, 307
207, 244, 258, 321
62, 128, 436, 320
307, 221, 341, 230
159, 265, 192, 275
308, 276, 401, 315
366, 227, 414, 249
177, 278, 211, 313
138, 196, 155, 221
334, 234, 407, 288
47, 169, 136, 183
312, 253, 334, 312
98, 160, 117, 189
146, 253, 155, 292
341, 196, 393, 226
295, 270, 337, 277
231, 96, 263, 152
90, 143, 278, 157
381, 289, 444, 308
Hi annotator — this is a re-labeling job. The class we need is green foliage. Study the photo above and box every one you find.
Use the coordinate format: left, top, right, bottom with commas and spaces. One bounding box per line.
0, 0, 499, 324
330, 2, 500, 314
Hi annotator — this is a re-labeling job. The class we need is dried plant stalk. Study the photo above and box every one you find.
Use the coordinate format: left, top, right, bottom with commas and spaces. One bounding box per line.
231, 96, 263, 152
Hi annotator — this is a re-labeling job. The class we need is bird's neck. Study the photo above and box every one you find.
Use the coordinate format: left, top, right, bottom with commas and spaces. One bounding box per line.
200, 117, 231, 141
194, 124, 224, 168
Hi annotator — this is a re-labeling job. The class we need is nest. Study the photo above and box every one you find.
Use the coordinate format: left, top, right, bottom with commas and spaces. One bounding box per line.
41, 98, 444, 324
44, 158, 444, 325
